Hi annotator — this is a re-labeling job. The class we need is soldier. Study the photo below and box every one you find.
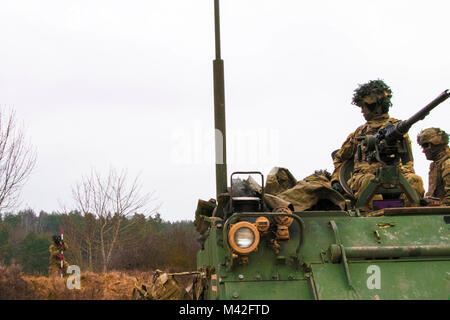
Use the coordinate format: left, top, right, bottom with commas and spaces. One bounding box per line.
331, 79, 425, 207
48, 235, 69, 277
417, 127, 450, 205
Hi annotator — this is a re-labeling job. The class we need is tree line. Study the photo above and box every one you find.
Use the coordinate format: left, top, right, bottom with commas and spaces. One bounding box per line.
0, 209, 200, 276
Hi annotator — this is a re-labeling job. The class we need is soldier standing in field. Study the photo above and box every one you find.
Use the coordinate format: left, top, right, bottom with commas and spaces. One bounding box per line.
330, 79, 425, 208
417, 127, 450, 206
48, 235, 69, 277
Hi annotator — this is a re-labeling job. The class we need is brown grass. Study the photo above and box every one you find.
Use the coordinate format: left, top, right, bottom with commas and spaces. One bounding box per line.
0, 264, 157, 300
0, 264, 199, 300
23, 271, 156, 300
0, 264, 37, 299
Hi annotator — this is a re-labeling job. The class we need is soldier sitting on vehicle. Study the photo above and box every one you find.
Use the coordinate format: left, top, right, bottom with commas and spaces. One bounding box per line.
330, 79, 425, 209
417, 127, 450, 206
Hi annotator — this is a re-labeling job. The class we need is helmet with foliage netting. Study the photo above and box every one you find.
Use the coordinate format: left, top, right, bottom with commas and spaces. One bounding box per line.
352, 79, 393, 113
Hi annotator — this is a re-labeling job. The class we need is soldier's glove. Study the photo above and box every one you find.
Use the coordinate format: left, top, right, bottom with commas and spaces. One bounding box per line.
331, 181, 344, 194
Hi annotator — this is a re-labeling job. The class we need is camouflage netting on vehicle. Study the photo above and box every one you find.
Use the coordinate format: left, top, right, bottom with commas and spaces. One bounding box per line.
132, 270, 193, 300
230, 175, 294, 211
194, 177, 294, 234
195, 168, 346, 228
265, 167, 297, 195
194, 199, 217, 234
266, 167, 346, 212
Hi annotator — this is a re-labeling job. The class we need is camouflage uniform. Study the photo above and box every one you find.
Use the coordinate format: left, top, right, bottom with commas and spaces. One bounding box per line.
48, 237, 69, 277
417, 128, 450, 205
332, 114, 424, 199
331, 80, 424, 205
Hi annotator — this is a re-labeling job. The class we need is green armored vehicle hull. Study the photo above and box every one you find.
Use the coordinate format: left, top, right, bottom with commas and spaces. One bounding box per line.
197, 207, 450, 300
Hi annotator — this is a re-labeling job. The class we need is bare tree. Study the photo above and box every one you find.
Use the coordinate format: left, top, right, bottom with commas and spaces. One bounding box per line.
0, 109, 36, 213
72, 168, 155, 272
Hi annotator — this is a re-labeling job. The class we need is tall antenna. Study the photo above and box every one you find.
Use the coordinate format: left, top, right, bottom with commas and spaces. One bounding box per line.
213, 0, 228, 198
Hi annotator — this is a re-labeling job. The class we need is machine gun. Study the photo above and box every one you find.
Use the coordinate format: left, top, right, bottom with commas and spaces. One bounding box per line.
355, 90, 450, 211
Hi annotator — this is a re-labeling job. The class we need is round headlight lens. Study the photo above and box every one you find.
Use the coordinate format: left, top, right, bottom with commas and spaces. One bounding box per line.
234, 227, 255, 248
228, 221, 260, 255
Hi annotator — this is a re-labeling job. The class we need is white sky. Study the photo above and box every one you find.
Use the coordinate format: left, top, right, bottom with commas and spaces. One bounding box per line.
1, 0, 449, 221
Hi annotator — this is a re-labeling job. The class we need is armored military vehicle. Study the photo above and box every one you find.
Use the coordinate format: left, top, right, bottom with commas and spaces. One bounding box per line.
192, 0, 450, 300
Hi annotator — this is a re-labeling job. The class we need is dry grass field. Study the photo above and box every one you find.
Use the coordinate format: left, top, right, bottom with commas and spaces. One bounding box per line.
0, 264, 158, 300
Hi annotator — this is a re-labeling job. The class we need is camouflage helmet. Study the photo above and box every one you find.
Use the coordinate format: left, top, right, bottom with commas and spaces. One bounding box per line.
417, 128, 449, 146
352, 79, 393, 113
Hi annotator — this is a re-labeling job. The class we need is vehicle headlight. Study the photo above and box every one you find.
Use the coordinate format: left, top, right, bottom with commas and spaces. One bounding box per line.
234, 227, 254, 248
228, 221, 260, 255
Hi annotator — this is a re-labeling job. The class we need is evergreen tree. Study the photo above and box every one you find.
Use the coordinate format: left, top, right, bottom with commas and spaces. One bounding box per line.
19, 232, 50, 275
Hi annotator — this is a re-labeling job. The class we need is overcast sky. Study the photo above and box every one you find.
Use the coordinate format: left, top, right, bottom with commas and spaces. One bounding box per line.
1, 0, 449, 221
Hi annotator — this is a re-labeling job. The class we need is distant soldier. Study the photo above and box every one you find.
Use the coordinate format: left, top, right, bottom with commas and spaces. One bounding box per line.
417, 128, 450, 206
331, 79, 425, 207
48, 235, 69, 277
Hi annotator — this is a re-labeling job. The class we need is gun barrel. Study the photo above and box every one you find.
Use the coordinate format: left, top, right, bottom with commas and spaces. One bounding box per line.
397, 89, 450, 135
